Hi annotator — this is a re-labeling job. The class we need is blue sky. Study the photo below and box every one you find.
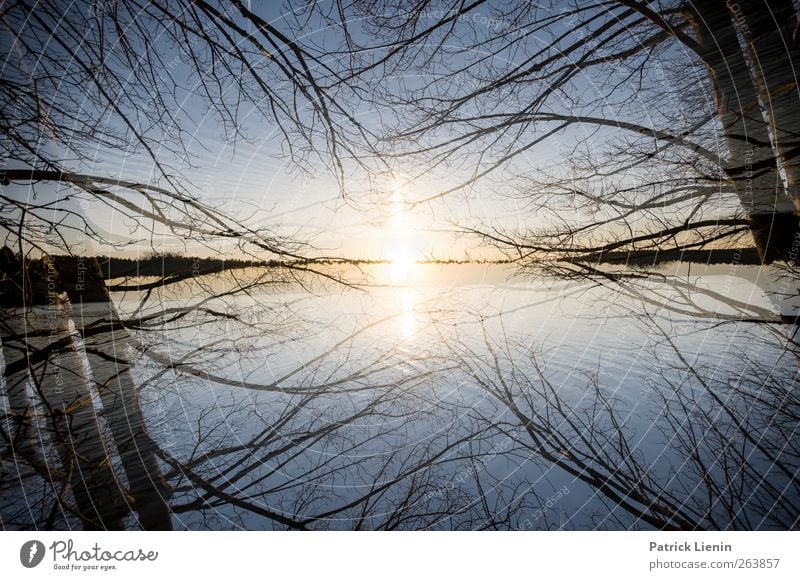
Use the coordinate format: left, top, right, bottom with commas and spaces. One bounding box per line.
1, 1, 716, 260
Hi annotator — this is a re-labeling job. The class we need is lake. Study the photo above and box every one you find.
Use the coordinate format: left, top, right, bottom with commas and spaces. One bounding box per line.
2, 263, 798, 530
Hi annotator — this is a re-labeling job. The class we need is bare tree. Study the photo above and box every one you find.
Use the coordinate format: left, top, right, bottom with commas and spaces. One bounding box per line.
3, 0, 799, 533
0, 0, 401, 530
300, 0, 800, 264
1, 0, 383, 191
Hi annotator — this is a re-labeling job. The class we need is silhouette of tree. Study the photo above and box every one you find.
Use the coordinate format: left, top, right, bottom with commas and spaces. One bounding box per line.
304, 0, 800, 263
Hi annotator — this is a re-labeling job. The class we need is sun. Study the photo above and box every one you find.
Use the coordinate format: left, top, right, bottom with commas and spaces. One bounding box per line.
389, 248, 419, 282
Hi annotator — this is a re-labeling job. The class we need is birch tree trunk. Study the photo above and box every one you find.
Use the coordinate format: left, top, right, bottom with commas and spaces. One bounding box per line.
732, 0, 800, 212
1, 320, 44, 471
52, 256, 173, 531
686, 0, 799, 264
17, 306, 131, 529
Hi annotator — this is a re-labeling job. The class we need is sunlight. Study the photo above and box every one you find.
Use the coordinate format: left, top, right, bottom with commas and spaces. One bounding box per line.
399, 288, 416, 339
389, 249, 419, 282
384, 174, 423, 284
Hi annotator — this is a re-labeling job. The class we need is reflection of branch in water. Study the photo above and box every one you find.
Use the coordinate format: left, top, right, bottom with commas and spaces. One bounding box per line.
141, 359, 536, 530
439, 322, 700, 530
434, 304, 799, 529
643, 312, 800, 529
1, 257, 539, 530
4, 249, 798, 529
538, 261, 791, 324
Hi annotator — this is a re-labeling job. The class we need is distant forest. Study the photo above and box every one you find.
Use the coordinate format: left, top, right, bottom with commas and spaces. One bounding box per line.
94, 247, 762, 280
97, 254, 273, 279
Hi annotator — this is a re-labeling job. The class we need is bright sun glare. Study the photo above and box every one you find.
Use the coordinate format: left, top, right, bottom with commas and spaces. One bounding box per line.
389, 250, 418, 282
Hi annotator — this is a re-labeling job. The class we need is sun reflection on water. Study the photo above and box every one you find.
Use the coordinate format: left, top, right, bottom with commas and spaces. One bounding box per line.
399, 288, 416, 339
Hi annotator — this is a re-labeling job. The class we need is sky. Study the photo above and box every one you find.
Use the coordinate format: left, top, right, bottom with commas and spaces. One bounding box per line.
0, 1, 546, 260
1, 0, 720, 262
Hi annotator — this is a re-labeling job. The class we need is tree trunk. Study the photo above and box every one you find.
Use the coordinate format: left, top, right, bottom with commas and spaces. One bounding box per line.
52, 256, 173, 531
686, 0, 799, 264
731, 0, 800, 212
1, 326, 44, 472
9, 307, 130, 529
1, 251, 130, 529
